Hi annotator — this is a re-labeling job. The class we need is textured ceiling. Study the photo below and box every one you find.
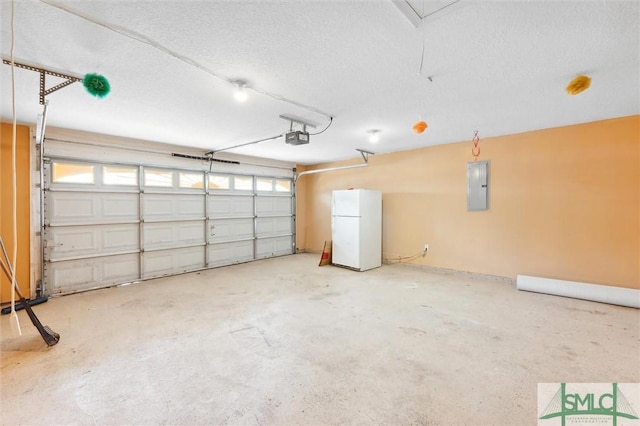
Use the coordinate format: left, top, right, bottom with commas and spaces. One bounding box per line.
0, 0, 638, 165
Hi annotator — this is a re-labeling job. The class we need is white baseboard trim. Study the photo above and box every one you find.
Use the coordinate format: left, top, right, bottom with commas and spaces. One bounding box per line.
516, 275, 640, 309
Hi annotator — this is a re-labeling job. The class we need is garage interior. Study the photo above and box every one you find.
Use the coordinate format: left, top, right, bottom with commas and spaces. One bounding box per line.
1, 1, 639, 425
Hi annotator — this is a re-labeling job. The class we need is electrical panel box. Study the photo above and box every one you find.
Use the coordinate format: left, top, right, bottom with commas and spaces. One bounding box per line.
285, 131, 310, 145
467, 160, 489, 211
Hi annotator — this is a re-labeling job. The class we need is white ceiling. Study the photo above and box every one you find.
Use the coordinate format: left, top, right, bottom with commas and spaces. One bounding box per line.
1, 0, 638, 165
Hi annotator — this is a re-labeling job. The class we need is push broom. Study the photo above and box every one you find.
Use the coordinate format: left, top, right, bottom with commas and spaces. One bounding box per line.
0, 237, 60, 346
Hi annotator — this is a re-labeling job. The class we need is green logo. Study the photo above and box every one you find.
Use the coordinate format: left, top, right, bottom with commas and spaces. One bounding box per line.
539, 383, 639, 426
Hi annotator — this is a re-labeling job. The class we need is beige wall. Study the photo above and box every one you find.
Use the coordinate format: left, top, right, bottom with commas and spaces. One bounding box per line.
1, 123, 31, 303
296, 115, 640, 289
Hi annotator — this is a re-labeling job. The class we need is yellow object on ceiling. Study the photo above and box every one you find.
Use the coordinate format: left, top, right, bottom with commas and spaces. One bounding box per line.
566, 75, 592, 95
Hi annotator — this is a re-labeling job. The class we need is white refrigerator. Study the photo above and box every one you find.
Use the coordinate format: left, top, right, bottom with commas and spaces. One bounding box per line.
331, 189, 382, 271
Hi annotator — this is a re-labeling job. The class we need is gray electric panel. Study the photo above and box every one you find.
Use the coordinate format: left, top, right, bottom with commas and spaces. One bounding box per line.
467, 160, 489, 211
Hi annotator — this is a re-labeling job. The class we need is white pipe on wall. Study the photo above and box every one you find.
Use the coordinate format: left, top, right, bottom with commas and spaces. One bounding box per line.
294, 163, 368, 182
516, 275, 640, 309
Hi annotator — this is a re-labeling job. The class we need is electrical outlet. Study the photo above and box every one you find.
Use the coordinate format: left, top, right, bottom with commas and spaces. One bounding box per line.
424, 244, 429, 252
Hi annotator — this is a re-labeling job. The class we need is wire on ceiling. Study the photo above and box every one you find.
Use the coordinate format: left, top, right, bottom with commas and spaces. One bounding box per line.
418, 0, 426, 75
422, 0, 461, 20
39, 0, 333, 120
417, 0, 461, 75
309, 116, 333, 136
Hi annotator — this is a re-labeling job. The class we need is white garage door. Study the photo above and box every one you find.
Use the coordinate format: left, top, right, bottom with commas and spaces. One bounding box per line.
255, 177, 294, 259
43, 159, 294, 295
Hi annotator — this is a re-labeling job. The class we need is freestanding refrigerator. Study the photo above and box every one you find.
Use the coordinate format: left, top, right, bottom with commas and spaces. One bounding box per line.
331, 189, 382, 271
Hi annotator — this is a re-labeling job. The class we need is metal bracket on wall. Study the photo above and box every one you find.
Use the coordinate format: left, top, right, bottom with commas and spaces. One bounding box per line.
294, 149, 375, 184
279, 114, 319, 130
2, 59, 82, 104
356, 148, 375, 164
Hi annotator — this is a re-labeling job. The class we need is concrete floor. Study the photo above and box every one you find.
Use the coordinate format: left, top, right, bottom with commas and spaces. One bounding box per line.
1, 253, 638, 425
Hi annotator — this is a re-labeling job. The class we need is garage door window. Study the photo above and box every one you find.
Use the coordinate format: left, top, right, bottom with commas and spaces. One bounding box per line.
145, 169, 174, 187
256, 178, 273, 191
179, 172, 204, 189
52, 162, 94, 184
234, 176, 253, 191
103, 166, 138, 186
209, 174, 230, 190
276, 180, 291, 193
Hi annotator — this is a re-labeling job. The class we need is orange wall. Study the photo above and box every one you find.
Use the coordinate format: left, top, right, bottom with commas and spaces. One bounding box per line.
296, 115, 640, 289
0, 123, 31, 303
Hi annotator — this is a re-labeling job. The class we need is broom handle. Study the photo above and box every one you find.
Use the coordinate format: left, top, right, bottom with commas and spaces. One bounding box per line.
0, 236, 25, 299
0, 257, 25, 300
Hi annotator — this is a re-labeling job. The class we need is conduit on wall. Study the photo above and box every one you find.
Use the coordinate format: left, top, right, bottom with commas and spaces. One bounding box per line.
517, 275, 640, 309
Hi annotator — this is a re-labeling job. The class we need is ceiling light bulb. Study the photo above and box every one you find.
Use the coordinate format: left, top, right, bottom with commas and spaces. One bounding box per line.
368, 130, 380, 143
233, 80, 248, 102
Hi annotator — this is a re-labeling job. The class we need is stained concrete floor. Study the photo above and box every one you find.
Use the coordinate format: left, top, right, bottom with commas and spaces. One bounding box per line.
1, 253, 638, 425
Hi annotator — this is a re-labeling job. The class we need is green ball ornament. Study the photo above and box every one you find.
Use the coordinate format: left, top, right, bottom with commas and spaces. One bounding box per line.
83, 73, 111, 98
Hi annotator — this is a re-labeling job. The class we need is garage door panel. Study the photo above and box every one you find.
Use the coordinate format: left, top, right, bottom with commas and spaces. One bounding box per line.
103, 197, 139, 219
143, 194, 204, 220
104, 227, 140, 250
208, 218, 254, 243
208, 241, 254, 267
144, 221, 205, 250
47, 192, 138, 224
50, 197, 94, 221
143, 246, 205, 278
256, 236, 293, 259
48, 253, 139, 294
256, 217, 292, 238
51, 262, 94, 291
47, 223, 139, 261
102, 255, 140, 283
256, 196, 291, 216
208, 195, 253, 218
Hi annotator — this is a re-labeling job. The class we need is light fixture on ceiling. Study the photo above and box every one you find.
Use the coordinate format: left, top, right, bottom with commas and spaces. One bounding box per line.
233, 80, 248, 102
368, 129, 381, 143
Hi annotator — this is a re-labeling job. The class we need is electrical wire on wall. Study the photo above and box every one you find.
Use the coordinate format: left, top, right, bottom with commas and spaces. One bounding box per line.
8, 0, 22, 335
382, 250, 427, 264
471, 130, 480, 161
